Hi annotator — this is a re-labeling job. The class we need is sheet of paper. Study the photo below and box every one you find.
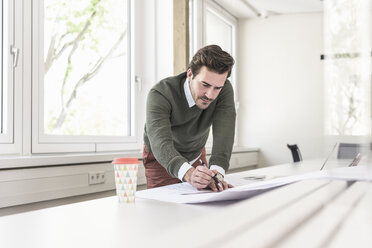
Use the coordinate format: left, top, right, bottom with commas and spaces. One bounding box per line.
136, 170, 327, 204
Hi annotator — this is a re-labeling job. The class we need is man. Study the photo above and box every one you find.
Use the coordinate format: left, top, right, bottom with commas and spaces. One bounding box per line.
143, 45, 236, 191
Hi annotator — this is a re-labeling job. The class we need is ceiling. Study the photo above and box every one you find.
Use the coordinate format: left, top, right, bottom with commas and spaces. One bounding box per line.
213, 0, 323, 19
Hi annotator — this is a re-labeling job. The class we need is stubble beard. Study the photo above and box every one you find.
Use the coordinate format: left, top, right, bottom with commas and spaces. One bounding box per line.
196, 96, 213, 109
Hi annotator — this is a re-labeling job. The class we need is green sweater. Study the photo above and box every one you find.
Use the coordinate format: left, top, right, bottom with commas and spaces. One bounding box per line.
143, 72, 236, 178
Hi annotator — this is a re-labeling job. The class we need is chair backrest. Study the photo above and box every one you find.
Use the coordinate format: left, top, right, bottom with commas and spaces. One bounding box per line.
287, 144, 303, 162
337, 143, 362, 159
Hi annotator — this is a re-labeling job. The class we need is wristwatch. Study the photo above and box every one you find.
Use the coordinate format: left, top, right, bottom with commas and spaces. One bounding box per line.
212, 172, 224, 188
215, 172, 224, 183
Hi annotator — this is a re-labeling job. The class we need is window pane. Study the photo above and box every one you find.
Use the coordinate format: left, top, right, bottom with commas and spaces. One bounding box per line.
0, 0, 3, 133
44, 0, 129, 136
205, 9, 232, 54
324, 0, 371, 136
1, 0, 9, 135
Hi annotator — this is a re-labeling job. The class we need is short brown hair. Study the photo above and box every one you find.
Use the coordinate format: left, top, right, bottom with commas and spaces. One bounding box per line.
188, 45, 235, 78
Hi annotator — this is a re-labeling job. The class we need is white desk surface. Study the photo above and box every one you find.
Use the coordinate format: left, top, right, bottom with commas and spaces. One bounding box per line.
0, 159, 371, 248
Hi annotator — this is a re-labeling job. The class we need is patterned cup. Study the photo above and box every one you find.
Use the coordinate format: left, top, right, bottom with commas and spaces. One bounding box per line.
112, 158, 139, 203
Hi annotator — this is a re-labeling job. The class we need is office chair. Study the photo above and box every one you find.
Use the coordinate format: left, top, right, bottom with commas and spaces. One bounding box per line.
287, 144, 303, 162
337, 143, 362, 159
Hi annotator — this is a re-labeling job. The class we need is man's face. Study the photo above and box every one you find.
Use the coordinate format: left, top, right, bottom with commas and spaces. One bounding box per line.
187, 66, 228, 110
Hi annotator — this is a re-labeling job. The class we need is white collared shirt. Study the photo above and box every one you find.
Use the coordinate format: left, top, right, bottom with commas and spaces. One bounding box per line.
177, 79, 225, 181
184, 77, 195, 107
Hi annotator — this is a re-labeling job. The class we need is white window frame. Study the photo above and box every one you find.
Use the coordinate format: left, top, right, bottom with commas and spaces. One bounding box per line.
191, 0, 237, 63
31, 0, 140, 154
0, 0, 13, 144
0, 0, 22, 154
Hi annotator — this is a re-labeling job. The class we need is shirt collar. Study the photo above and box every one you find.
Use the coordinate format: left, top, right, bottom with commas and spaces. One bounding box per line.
184, 78, 195, 108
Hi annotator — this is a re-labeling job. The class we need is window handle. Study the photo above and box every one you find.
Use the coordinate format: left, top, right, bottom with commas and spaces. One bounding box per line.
10, 45, 19, 68
135, 75, 142, 91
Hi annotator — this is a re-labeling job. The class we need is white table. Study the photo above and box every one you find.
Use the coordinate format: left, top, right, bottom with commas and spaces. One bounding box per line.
0, 159, 371, 248
0, 195, 231, 248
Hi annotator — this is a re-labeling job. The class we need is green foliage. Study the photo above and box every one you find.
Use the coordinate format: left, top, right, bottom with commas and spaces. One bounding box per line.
64, 62, 72, 79
46, 114, 57, 133
44, 0, 128, 134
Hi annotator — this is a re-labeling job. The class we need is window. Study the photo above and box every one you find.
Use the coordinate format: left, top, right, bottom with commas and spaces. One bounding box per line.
0, 0, 7, 137
204, 3, 234, 55
32, 0, 136, 153
0, 0, 171, 160
0, 0, 18, 153
204, 0, 237, 91
323, 0, 371, 136
190, 0, 236, 87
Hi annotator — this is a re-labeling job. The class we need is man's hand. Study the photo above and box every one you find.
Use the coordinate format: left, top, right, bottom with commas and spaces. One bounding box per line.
184, 166, 214, 190
183, 166, 233, 191
208, 173, 234, 192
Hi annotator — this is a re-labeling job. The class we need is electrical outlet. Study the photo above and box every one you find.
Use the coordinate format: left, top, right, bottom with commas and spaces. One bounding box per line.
88, 171, 106, 185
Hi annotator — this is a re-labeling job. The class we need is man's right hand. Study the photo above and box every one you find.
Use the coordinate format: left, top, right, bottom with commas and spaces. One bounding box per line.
183, 166, 216, 190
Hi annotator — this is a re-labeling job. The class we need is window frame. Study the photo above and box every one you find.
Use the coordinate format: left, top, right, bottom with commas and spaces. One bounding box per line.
0, 0, 22, 155
31, 0, 140, 154
0, 0, 14, 144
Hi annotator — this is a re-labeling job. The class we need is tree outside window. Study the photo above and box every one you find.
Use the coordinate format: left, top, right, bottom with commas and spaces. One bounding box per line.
43, 0, 129, 136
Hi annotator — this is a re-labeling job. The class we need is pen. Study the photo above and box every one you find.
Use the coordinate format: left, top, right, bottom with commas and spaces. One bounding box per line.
199, 159, 222, 191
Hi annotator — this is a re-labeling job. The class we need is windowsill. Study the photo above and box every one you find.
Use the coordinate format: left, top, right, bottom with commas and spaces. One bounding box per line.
0, 150, 143, 169
206, 146, 259, 155
0, 147, 259, 170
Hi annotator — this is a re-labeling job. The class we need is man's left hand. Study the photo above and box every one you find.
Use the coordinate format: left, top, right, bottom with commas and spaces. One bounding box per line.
208, 170, 233, 192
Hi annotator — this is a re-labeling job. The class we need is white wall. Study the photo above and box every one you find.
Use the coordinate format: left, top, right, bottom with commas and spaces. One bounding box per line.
237, 13, 325, 167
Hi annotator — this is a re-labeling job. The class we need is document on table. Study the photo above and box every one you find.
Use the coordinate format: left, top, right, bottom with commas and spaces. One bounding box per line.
136, 165, 372, 204
136, 170, 327, 204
